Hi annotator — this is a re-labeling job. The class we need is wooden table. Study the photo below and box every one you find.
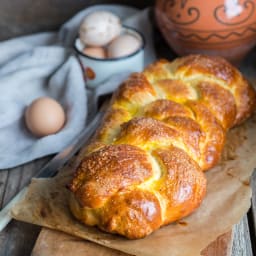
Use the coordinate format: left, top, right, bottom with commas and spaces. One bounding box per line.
0, 13, 256, 256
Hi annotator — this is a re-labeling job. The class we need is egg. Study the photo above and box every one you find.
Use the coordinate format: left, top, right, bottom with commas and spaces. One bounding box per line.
107, 34, 142, 58
79, 11, 122, 47
25, 97, 65, 137
83, 46, 106, 59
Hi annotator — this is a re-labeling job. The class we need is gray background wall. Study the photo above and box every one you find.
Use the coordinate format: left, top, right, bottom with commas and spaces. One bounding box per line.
0, 0, 154, 41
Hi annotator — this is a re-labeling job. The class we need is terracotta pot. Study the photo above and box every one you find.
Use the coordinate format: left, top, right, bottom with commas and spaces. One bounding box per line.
155, 0, 256, 65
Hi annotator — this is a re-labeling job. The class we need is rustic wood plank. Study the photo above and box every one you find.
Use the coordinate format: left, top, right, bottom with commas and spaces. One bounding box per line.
0, 156, 51, 256
232, 215, 253, 256
0, 221, 41, 256
248, 169, 256, 254
0, 156, 51, 208
32, 228, 233, 256
0, 171, 8, 208
32, 228, 130, 256
251, 170, 256, 225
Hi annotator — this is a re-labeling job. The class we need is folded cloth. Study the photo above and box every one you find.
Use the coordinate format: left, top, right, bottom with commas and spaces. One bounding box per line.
0, 5, 156, 169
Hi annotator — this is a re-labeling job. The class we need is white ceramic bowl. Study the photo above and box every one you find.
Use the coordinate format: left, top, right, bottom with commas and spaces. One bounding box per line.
74, 26, 145, 88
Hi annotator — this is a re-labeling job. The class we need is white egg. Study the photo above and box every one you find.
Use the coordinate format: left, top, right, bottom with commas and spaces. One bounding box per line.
107, 34, 142, 58
79, 11, 122, 47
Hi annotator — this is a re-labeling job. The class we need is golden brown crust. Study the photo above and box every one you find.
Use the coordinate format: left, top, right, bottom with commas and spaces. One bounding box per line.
111, 73, 157, 115
197, 81, 236, 129
100, 190, 162, 239
93, 108, 131, 144
168, 54, 256, 126
155, 79, 197, 102
68, 54, 256, 239
115, 117, 180, 149
69, 144, 153, 208
187, 101, 225, 170
153, 146, 206, 224
143, 99, 194, 120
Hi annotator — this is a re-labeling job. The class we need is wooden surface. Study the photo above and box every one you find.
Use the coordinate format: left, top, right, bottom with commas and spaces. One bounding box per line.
0, 5, 256, 256
32, 228, 233, 256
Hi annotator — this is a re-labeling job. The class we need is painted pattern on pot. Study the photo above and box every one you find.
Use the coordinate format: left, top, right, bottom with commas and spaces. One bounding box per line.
155, 0, 256, 64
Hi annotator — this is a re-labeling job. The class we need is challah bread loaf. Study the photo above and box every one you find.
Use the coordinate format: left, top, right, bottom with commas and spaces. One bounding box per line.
68, 55, 256, 239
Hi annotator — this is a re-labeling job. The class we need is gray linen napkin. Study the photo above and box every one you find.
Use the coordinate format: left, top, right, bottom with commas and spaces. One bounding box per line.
0, 5, 156, 169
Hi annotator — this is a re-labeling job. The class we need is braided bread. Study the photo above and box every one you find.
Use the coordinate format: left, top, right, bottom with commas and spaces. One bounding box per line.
68, 55, 256, 239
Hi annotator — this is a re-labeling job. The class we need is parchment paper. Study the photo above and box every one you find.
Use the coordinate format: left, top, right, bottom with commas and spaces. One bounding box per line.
12, 112, 256, 256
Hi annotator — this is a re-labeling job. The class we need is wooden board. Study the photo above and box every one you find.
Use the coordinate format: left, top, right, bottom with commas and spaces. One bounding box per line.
31, 228, 233, 256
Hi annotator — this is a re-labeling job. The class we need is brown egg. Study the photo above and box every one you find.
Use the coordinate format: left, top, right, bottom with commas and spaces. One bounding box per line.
25, 97, 65, 137
83, 47, 106, 59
